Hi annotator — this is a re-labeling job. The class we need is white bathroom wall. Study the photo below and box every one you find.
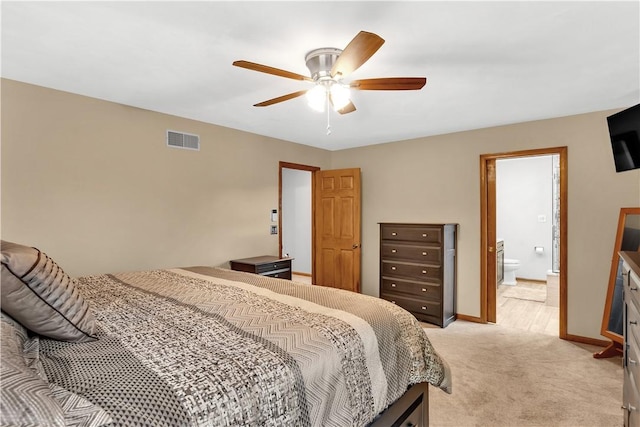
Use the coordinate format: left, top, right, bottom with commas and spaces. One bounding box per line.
281, 168, 312, 274
496, 155, 554, 281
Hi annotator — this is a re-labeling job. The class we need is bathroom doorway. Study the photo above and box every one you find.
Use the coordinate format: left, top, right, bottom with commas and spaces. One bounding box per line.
480, 147, 567, 339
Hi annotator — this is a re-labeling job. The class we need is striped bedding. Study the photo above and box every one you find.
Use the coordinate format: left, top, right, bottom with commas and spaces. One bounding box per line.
37, 267, 451, 427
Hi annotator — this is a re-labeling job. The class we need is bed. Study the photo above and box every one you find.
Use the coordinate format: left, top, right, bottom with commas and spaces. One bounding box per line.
0, 240, 451, 427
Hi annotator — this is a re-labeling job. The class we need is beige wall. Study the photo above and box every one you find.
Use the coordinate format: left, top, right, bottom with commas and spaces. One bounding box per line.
1, 79, 331, 276
331, 112, 640, 339
3, 78, 639, 340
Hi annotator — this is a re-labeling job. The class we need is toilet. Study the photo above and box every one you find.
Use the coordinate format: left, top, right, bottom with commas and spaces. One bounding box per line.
503, 258, 521, 285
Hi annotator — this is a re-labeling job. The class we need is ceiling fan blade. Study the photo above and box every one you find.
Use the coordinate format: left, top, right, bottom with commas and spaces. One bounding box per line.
337, 101, 356, 115
331, 31, 385, 78
329, 93, 356, 115
233, 60, 313, 82
350, 77, 427, 91
254, 90, 308, 107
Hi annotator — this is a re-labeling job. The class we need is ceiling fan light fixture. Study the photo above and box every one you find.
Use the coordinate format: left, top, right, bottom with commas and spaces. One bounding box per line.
330, 83, 350, 111
306, 84, 326, 112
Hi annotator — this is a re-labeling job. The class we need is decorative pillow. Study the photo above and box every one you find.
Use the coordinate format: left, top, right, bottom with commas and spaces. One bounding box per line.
1, 240, 96, 342
0, 313, 65, 427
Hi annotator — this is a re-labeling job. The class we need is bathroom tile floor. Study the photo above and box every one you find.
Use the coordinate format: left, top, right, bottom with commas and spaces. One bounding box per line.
497, 280, 559, 336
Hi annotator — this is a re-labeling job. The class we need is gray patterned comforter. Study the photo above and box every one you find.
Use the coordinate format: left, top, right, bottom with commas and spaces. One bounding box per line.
39, 267, 451, 427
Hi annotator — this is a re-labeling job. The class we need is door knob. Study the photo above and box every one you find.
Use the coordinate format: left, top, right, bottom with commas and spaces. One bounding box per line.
352, 243, 360, 249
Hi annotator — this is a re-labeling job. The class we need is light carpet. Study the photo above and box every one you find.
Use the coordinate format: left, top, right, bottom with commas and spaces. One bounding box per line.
423, 320, 622, 426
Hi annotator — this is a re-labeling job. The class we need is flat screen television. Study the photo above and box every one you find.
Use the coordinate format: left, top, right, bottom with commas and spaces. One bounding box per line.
608, 103, 640, 173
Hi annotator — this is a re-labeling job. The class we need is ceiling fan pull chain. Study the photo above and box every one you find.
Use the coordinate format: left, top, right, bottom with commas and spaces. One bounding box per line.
326, 96, 332, 135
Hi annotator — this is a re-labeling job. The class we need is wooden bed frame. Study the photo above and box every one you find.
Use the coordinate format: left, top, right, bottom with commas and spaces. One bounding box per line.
369, 382, 429, 427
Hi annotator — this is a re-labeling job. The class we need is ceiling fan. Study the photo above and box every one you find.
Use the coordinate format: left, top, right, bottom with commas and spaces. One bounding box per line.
232, 31, 426, 116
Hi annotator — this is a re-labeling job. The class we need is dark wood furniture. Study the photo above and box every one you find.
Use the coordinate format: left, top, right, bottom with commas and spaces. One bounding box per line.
379, 223, 457, 328
621, 251, 640, 426
369, 382, 428, 427
229, 255, 293, 280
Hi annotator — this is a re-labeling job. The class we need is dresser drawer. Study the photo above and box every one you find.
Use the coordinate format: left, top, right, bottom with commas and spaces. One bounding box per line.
381, 243, 442, 264
628, 337, 640, 388
256, 260, 291, 274
381, 293, 441, 318
624, 369, 640, 427
262, 269, 292, 280
629, 301, 640, 349
399, 395, 423, 427
381, 260, 441, 280
381, 277, 441, 301
381, 225, 442, 244
629, 269, 640, 315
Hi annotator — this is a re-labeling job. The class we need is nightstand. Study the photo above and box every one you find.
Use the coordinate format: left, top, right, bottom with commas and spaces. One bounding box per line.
229, 255, 293, 280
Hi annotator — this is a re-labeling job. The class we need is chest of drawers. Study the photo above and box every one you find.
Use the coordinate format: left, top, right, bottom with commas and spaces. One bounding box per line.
621, 251, 640, 426
379, 223, 457, 327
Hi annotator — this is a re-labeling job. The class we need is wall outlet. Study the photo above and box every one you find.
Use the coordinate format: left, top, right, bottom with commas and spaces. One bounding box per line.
270, 225, 278, 235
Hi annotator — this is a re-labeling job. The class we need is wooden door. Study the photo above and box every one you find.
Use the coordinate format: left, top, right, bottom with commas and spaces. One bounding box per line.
486, 159, 497, 323
314, 168, 361, 292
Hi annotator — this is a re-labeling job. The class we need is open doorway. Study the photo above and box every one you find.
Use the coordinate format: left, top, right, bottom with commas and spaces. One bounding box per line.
495, 154, 559, 334
279, 162, 319, 283
480, 147, 568, 339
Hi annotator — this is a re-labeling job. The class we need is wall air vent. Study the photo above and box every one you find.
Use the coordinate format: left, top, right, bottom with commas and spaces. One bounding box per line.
167, 130, 200, 151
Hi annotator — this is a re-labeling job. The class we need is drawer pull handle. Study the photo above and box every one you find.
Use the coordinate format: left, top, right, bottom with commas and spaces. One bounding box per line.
422, 270, 427, 274
422, 288, 427, 292
391, 249, 397, 253
391, 283, 397, 287
392, 232, 397, 236
422, 233, 427, 237
630, 358, 638, 365
391, 266, 397, 270
421, 306, 427, 310
422, 252, 427, 256
391, 301, 396, 304
632, 287, 639, 292
631, 321, 638, 325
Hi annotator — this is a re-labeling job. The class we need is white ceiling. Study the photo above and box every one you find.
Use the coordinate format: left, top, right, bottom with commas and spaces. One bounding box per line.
2, 1, 639, 151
